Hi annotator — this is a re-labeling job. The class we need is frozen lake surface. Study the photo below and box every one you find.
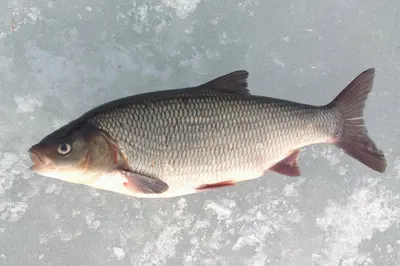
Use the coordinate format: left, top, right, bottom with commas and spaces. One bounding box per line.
1, 0, 399, 265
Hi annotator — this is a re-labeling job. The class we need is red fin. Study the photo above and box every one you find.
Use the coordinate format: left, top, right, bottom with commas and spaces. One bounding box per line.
120, 170, 169, 194
196, 180, 236, 190
269, 149, 301, 177
326, 68, 386, 173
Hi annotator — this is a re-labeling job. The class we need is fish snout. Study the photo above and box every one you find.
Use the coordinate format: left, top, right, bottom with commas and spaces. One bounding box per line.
28, 145, 53, 171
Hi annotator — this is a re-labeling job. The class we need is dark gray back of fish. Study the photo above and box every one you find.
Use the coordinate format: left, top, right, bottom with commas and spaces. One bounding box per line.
83, 71, 343, 187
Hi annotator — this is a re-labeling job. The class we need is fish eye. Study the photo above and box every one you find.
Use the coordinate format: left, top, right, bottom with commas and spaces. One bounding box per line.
57, 143, 72, 155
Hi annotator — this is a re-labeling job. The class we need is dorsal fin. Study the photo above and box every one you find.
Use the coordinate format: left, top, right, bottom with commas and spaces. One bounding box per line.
198, 70, 250, 95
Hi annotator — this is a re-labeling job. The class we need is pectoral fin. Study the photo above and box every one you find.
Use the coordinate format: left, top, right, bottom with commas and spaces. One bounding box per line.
119, 170, 169, 194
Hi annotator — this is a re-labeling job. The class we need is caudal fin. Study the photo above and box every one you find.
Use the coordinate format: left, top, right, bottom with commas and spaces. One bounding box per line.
328, 68, 386, 173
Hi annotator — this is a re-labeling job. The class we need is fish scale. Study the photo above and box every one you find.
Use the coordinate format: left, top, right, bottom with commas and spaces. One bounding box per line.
88, 92, 339, 191
29, 69, 387, 198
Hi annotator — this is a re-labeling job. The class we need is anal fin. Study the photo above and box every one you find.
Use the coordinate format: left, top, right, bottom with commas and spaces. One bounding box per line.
269, 149, 301, 177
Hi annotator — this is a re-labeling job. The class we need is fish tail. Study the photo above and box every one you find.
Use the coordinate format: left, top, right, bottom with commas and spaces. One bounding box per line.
327, 68, 386, 173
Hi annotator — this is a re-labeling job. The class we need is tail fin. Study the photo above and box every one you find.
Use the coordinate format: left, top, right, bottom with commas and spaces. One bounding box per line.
328, 68, 386, 173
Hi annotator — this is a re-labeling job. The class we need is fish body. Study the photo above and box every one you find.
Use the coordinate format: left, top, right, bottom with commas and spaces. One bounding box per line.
29, 69, 386, 198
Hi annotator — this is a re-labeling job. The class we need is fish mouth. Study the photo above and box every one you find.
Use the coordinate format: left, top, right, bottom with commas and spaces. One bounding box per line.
28, 146, 53, 172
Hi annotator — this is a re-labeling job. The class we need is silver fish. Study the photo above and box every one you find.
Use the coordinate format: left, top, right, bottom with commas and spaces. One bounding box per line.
28, 68, 386, 198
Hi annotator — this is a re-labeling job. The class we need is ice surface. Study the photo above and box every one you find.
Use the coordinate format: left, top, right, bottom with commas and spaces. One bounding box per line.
1, 0, 400, 265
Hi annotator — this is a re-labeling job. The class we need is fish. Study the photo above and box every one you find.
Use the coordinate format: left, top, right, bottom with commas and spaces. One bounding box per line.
28, 68, 387, 198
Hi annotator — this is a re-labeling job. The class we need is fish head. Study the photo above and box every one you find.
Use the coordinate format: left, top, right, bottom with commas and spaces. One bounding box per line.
28, 122, 116, 184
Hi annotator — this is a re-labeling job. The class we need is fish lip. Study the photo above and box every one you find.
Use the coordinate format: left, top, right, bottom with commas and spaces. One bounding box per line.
28, 146, 53, 171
